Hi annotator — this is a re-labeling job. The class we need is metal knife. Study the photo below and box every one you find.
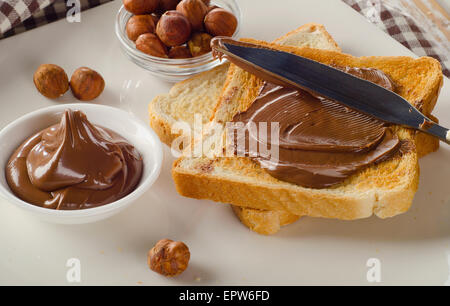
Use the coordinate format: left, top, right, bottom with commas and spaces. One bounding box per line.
211, 38, 450, 145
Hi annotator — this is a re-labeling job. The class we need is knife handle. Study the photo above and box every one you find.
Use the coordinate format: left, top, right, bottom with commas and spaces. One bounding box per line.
419, 122, 450, 145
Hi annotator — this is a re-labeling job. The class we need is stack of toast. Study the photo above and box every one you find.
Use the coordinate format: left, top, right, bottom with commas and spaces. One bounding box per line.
149, 23, 442, 235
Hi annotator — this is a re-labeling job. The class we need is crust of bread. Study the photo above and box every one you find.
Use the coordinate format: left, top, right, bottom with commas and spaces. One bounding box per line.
172, 39, 443, 221
231, 205, 301, 235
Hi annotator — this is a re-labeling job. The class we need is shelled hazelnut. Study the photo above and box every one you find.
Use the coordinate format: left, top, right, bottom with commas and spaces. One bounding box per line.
70, 67, 105, 101
148, 239, 190, 277
176, 0, 208, 31
188, 32, 212, 57
126, 15, 156, 41
204, 8, 237, 37
169, 45, 192, 58
156, 10, 192, 46
33, 64, 69, 99
123, 0, 160, 15
136, 33, 169, 57
123, 0, 237, 59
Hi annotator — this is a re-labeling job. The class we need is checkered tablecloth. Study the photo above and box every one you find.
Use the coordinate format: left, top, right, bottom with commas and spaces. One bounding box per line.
0, 0, 112, 39
0, 0, 448, 76
343, 0, 449, 76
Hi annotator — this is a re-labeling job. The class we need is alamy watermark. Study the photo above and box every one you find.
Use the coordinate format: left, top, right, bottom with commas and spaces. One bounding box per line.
66, 258, 81, 283
366, 258, 381, 283
66, 0, 81, 23
170, 114, 280, 163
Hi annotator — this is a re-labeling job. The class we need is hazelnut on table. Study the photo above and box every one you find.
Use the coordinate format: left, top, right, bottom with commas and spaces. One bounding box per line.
148, 239, 190, 277
70, 67, 105, 101
33, 64, 69, 99
176, 0, 208, 31
126, 15, 156, 41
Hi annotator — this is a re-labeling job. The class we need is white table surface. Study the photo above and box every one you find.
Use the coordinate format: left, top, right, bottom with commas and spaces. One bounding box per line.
0, 0, 449, 285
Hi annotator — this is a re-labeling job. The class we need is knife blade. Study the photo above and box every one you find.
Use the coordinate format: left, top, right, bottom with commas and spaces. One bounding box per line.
211, 38, 450, 144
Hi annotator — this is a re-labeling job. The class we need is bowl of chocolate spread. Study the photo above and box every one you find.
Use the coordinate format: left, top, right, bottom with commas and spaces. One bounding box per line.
0, 104, 163, 224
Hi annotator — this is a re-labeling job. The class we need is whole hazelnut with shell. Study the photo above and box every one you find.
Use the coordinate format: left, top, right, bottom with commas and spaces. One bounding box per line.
158, 0, 181, 11
176, 0, 208, 31
33, 64, 69, 99
69, 67, 105, 101
188, 32, 212, 57
156, 10, 192, 47
123, 0, 160, 15
136, 33, 168, 57
126, 15, 155, 41
169, 45, 192, 58
148, 239, 190, 277
204, 8, 237, 37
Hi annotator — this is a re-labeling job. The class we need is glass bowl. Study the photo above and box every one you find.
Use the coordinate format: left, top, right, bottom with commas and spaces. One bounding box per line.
115, 0, 242, 82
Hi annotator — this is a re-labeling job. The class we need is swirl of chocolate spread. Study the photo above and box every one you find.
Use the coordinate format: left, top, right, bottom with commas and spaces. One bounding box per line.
5, 109, 143, 210
212, 37, 408, 188
231, 68, 403, 189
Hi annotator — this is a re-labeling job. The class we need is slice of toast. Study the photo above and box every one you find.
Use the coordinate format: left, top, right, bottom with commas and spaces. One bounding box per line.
149, 24, 341, 235
150, 24, 440, 234
172, 40, 443, 221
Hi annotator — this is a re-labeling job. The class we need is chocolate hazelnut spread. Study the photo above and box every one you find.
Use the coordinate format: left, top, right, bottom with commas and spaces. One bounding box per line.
231, 67, 402, 188
5, 109, 143, 210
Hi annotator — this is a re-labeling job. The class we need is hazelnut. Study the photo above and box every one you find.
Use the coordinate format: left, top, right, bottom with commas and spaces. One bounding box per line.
176, 0, 208, 31
156, 10, 191, 46
33, 64, 69, 99
204, 8, 237, 37
126, 15, 155, 41
69, 67, 105, 101
136, 33, 168, 57
158, 0, 181, 11
148, 239, 190, 277
169, 45, 192, 58
123, 0, 160, 15
188, 32, 212, 57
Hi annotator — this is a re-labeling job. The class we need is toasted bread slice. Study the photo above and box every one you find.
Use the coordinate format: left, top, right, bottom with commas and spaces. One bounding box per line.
150, 24, 439, 234
149, 24, 342, 235
172, 40, 443, 221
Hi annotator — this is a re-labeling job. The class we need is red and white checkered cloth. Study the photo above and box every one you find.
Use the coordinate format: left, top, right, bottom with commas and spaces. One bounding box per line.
0, 0, 448, 76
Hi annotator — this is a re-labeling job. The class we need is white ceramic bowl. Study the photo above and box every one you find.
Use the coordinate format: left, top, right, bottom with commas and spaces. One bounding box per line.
0, 104, 163, 224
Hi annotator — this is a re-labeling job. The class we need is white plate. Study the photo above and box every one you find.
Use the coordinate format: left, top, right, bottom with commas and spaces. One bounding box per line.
0, 0, 449, 285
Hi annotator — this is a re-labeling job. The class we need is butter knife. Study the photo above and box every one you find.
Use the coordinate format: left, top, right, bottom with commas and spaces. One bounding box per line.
211, 38, 450, 145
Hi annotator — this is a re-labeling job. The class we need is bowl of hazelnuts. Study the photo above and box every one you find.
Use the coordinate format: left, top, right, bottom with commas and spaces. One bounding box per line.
115, 0, 241, 81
